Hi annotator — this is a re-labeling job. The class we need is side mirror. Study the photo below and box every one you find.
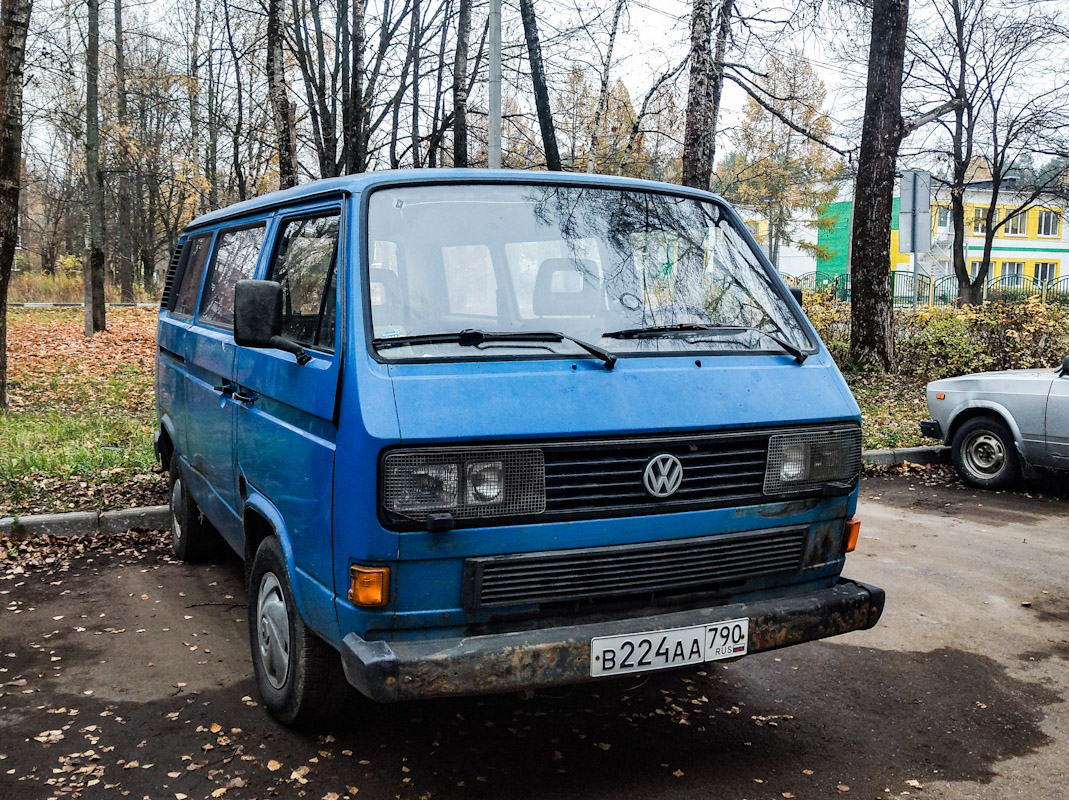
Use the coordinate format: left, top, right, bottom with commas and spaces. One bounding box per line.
789, 286, 804, 309
234, 280, 310, 365
1060, 355, 1069, 377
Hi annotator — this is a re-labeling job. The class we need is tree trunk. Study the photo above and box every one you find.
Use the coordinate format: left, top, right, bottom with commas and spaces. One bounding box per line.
682, 0, 712, 189
453, 0, 470, 167
682, 0, 734, 188
267, 0, 298, 189
411, 0, 421, 168
518, 0, 561, 171
84, 0, 106, 335
346, 0, 367, 173
113, 0, 133, 301
848, 0, 909, 371
0, 0, 33, 408
224, 0, 247, 199
189, 0, 201, 214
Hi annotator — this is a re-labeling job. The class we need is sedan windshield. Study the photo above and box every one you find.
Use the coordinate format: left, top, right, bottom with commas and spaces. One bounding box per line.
366, 183, 811, 361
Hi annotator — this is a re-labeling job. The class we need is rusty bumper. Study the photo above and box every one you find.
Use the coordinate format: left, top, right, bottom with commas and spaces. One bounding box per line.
340, 578, 884, 703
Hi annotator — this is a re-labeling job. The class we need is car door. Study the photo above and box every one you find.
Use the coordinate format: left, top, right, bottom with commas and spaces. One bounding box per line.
1047, 367, 1069, 464
233, 202, 344, 639
184, 221, 270, 546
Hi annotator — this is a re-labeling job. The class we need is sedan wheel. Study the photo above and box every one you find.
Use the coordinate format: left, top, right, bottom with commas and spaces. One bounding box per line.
951, 416, 1020, 490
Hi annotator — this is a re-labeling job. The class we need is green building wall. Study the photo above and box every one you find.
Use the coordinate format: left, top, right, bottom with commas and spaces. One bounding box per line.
816, 197, 901, 276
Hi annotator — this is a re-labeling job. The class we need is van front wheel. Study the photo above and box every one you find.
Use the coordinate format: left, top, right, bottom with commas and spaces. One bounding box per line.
248, 536, 347, 726
168, 454, 219, 561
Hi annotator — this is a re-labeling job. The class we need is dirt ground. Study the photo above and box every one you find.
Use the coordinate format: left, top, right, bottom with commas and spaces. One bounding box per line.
1, 470, 1067, 800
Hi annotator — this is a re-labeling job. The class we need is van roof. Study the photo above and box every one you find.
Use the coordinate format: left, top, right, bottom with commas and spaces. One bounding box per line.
183, 169, 721, 232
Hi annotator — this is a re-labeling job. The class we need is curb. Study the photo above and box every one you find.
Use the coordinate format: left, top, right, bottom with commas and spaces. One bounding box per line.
0, 506, 169, 539
3, 448, 952, 539
862, 445, 950, 467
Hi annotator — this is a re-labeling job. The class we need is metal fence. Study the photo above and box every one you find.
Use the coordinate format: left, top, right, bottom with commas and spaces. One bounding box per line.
782, 270, 1069, 308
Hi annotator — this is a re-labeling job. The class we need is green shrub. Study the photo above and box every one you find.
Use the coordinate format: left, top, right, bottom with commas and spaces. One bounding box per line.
896, 309, 977, 380
801, 295, 1069, 380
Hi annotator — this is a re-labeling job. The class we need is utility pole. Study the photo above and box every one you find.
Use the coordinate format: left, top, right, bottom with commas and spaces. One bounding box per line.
488, 0, 501, 168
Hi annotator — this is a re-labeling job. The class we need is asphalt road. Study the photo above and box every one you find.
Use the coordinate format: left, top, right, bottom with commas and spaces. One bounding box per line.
2, 469, 1067, 800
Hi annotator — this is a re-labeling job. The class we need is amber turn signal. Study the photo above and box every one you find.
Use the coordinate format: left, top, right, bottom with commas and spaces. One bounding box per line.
935, 393, 945, 400
349, 565, 390, 608
843, 518, 861, 553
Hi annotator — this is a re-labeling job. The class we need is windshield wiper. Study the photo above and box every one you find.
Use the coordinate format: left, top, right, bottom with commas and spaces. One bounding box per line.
372, 328, 617, 369
602, 323, 808, 364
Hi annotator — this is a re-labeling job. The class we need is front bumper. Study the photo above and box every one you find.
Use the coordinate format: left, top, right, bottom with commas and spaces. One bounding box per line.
920, 419, 943, 439
340, 578, 885, 702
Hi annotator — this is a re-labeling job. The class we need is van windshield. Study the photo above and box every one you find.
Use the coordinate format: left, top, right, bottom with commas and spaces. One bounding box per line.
366, 183, 811, 361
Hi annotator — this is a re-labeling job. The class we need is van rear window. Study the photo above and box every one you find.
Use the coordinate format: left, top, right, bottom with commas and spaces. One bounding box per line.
200, 225, 266, 328
171, 235, 212, 318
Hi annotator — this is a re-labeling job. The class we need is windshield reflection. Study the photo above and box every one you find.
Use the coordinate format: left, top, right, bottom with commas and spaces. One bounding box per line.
366, 183, 810, 361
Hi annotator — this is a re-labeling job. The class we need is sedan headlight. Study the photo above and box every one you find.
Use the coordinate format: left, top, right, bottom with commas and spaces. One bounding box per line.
383, 448, 545, 522
763, 427, 862, 494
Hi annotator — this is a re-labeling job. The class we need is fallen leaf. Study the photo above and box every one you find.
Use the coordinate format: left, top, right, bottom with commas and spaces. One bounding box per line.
267, 760, 282, 772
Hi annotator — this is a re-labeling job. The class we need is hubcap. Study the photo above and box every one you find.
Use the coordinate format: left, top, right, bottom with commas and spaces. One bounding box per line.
256, 573, 290, 690
963, 431, 1006, 477
170, 479, 183, 549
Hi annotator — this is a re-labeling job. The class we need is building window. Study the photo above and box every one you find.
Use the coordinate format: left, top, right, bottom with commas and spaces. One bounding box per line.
1000, 261, 1024, 285
1004, 211, 1026, 236
936, 207, 950, 230
972, 208, 987, 234
1038, 209, 1061, 237
1035, 262, 1058, 282
969, 260, 982, 279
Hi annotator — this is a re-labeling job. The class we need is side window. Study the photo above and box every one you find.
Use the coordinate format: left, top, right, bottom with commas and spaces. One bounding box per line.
200, 225, 266, 328
442, 245, 497, 317
172, 234, 213, 318
268, 213, 340, 351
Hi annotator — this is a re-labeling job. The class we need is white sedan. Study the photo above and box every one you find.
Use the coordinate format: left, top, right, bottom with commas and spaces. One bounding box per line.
922, 355, 1069, 489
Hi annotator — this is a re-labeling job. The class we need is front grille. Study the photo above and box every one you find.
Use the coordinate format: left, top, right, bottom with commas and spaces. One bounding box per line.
465, 527, 807, 608
540, 432, 771, 518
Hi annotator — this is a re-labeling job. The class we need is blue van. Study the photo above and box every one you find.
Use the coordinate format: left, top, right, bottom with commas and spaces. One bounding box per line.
155, 170, 883, 725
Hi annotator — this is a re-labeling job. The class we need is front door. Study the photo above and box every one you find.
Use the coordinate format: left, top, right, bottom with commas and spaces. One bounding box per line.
234, 202, 344, 639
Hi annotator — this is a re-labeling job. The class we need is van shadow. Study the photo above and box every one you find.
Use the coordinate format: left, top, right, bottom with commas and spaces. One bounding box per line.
7, 643, 1058, 800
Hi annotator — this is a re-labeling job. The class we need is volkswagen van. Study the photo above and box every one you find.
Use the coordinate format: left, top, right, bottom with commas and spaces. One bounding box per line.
155, 170, 883, 725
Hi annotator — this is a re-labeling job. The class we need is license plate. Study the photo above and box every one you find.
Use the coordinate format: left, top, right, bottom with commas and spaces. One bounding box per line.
590, 618, 749, 677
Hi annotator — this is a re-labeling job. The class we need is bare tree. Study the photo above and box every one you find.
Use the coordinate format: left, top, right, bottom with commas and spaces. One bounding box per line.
0, 0, 33, 407
453, 0, 471, 167
586, 0, 626, 174
682, 0, 734, 189
848, 0, 909, 371
267, 0, 298, 188
906, 0, 1069, 305
85, 0, 107, 334
113, 0, 134, 301
519, 0, 561, 171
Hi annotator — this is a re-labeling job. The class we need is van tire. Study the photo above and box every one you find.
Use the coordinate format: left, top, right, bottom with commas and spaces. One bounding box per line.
168, 453, 219, 562
248, 536, 347, 726
951, 416, 1020, 490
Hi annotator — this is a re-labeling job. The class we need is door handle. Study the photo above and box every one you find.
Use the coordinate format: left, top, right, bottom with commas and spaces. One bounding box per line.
232, 390, 256, 404
213, 382, 234, 395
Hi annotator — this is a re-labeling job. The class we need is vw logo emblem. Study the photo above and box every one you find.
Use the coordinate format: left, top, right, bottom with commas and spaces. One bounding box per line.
643, 454, 683, 498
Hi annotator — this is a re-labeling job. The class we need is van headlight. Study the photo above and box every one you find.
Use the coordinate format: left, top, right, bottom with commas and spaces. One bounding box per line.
383, 448, 545, 522
763, 427, 862, 494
